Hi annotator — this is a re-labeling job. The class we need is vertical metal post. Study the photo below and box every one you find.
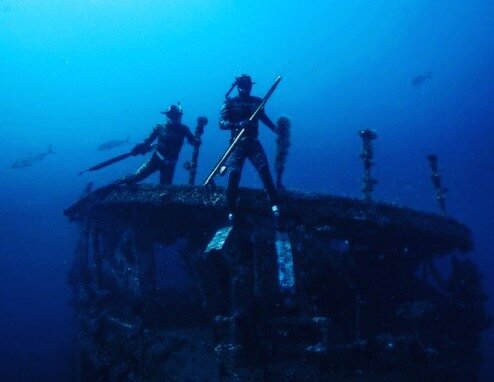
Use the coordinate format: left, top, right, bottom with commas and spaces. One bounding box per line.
426, 154, 447, 216
185, 117, 208, 185
275, 116, 291, 191
358, 129, 378, 202
355, 294, 361, 342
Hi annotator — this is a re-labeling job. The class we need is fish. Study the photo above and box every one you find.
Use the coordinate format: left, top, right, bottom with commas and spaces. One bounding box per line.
11, 145, 54, 169
97, 136, 130, 151
412, 72, 432, 87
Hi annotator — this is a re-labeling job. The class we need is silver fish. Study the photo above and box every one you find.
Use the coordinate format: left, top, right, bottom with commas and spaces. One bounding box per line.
412, 72, 432, 87
97, 136, 130, 151
11, 145, 54, 169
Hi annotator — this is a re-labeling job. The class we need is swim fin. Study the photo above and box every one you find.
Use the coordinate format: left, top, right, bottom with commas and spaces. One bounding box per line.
205, 225, 234, 254
275, 230, 296, 294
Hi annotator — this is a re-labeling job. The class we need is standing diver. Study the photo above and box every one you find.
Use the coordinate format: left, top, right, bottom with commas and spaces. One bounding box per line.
219, 74, 282, 228
118, 104, 199, 185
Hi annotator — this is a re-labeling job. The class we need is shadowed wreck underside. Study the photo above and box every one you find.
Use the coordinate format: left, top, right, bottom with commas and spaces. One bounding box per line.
64, 184, 489, 381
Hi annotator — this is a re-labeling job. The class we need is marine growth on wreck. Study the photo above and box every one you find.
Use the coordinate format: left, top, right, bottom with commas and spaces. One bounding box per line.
64, 181, 490, 381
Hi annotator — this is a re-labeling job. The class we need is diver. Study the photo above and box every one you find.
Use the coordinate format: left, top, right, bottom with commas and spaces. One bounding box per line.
219, 74, 283, 228
118, 104, 198, 185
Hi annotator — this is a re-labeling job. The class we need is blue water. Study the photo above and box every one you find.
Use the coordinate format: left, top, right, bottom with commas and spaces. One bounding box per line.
1, 1, 493, 380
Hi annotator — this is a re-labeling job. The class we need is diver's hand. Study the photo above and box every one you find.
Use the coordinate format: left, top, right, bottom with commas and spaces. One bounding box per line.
131, 143, 147, 155
238, 119, 250, 129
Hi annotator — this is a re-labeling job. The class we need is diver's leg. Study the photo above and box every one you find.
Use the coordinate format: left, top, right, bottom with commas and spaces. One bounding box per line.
249, 140, 285, 229
226, 144, 247, 221
159, 162, 176, 185
118, 155, 158, 185
249, 140, 278, 206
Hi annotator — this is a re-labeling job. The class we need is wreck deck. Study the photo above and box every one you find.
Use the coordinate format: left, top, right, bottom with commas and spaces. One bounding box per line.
65, 184, 472, 256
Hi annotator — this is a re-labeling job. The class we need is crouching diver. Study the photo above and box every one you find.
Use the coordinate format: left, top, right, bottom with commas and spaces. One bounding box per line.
117, 104, 199, 185
219, 74, 283, 229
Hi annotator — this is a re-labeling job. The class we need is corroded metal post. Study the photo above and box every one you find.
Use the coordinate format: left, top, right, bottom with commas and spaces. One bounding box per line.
358, 129, 378, 202
275, 116, 291, 191
426, 154, 447, 216
184, 116, 208, 185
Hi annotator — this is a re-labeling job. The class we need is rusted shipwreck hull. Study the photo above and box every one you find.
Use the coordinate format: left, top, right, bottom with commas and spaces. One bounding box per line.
64, 184, 487, 381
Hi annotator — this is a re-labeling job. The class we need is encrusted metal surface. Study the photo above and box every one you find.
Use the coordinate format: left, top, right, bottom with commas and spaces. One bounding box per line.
65, 184, 472, 255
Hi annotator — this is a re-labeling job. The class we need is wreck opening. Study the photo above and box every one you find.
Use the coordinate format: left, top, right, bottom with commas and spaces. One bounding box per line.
151, 240, 209, 330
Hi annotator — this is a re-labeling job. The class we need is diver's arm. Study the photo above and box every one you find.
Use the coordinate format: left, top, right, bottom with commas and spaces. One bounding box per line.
219, 101, 235, 130
132, 126, 158, 155
142, 125, 159, 146
259, 109, 277, 133
184, 126, 196, 145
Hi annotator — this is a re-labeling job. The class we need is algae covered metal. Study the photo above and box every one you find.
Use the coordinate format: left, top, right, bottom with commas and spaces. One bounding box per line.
64, 184, 489, 381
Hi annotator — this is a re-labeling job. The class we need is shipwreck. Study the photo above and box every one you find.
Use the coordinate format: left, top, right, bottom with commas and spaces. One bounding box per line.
63, 182, 490, 381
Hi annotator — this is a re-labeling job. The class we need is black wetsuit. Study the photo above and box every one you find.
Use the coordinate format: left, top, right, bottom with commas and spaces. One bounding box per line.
219, 94, 278, 213
126, 123, 195, 185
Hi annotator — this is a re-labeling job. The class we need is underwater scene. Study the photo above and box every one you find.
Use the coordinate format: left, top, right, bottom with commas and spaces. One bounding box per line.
1, 1, 493, 381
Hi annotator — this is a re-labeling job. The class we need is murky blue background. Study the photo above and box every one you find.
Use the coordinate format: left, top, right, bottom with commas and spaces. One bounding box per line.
1, 1, 493, 380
